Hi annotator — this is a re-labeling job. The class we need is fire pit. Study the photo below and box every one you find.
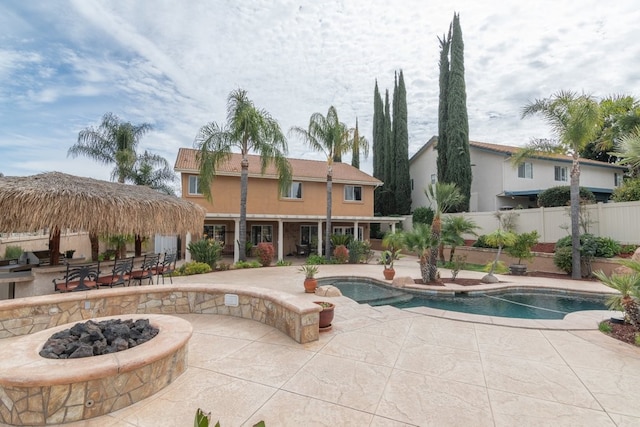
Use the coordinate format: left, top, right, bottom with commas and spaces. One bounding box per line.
0, 314, 192, 426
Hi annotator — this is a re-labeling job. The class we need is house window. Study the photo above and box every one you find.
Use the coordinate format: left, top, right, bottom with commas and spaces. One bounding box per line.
430, 174, 436, 184
333, 226, 364, 240
188, 175, 202, 194
344, 185, 362, 201
251, 225, 272, 245
517, 162, 533, 179
203, 225, 225, 243
615, 173, 623, 187
554, 166, 568, 182
282, 181, 302, 199
300, 225, 318, 245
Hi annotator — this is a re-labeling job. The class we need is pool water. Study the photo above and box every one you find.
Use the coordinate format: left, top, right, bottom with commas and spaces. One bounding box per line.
332, 280, 609, 320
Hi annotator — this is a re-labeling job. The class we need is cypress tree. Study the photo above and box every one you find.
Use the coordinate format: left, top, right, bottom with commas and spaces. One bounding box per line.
373, 81, 385, 214
351, 118, 360, 169
443, 13, 472, 212
394, 70, 411, 214
437, 26, 452, 182
383, 89, 395, 214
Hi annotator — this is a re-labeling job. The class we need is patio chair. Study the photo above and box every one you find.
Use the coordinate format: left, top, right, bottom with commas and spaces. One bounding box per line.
295, 244, 309, 257
53, 262, 101, 292
154, 252, 177, 284
96, 256, 134, 288
130, 253, 160, 286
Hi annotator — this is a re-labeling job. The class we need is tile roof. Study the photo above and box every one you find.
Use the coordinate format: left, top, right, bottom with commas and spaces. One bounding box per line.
175, 148, 382, 185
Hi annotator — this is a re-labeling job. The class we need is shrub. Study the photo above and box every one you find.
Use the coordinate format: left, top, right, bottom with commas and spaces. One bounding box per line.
3, 245, 23, 260
306, 254, 330, 264
333, 244, 349, 264
612, 178, 640, 202
483, 260, 508, 274
553, 246, 574, 274
276, 259, 292, 266
175, 261, 211, 276
330, 234, 352, 247
472, 235, 498, 249
412, 206, 435, 225
347, 240, 374, 264
255, 242, 275, 267
555, 234, 621, 258
188, 238, 222, 267
234, 260, 261, 269
505, 231, 540, 264
537, 186, 595, 207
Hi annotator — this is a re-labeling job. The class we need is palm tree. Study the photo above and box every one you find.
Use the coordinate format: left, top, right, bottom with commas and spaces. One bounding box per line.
403, 223, 438, 283
515, 91, 601, 279
195, 89, 291, 262
442, 215, 479, 263
594, 261, 640, 329
290, 106, 350, 260
127, 151, 177, 196
610, 126, 640, 176
425, 182, 464, 281
69, 112, 154, 260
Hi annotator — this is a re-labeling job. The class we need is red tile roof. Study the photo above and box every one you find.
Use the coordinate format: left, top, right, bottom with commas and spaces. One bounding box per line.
175, 148, 382, 185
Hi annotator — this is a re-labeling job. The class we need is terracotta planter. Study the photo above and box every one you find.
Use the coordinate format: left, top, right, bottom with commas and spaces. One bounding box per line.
304, 278, 318, 293
383, 268, 395, 280
315, 301, 335, 331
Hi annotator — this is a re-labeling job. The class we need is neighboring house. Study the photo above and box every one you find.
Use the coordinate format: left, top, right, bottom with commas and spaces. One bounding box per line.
410, 136, 626, 213
175, 148, 402, 262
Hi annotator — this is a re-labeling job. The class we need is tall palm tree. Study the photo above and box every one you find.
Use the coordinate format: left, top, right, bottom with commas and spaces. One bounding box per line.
128, 150, 177, 196
403, 223, 438, 284
195, 88, 291, 262
69, 112, 154, 260
515, 91, 601, 279
610, 126, 640, 176
290, 106, 350, 260
442, 215, 479, 262
425, 182, 464, 281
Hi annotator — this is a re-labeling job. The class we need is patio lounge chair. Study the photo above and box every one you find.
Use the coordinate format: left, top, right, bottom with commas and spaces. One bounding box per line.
130, 253, 160, 286
96, 256, 134, 288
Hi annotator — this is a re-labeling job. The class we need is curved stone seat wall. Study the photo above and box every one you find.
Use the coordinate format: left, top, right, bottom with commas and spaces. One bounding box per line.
0, 284, 321, 344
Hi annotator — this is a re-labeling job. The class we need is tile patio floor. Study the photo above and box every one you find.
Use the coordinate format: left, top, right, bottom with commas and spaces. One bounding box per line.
4, 255, 640, 426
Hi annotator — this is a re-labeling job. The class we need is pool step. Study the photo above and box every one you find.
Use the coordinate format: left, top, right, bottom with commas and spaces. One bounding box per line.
365, 294, 414, 306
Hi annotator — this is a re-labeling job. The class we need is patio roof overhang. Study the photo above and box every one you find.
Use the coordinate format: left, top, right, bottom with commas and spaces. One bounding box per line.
203, 213, 405, 224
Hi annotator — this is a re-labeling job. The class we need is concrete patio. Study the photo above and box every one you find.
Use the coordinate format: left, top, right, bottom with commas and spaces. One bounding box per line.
2, 255, 640, 426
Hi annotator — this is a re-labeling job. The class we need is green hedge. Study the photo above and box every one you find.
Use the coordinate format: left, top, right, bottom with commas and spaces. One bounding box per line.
537, 186, 595, 207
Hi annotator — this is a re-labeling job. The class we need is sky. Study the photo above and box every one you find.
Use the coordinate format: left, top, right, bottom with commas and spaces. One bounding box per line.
1, 0, 639, 187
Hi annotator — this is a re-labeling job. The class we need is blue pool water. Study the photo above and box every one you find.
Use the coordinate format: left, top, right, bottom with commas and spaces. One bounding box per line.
331, 280, 609, 319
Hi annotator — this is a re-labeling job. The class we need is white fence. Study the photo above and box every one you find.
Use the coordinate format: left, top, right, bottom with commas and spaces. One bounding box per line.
446, 200, 640, 244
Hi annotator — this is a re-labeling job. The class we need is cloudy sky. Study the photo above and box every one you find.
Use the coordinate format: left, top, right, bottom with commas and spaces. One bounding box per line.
2, 0, 639, 185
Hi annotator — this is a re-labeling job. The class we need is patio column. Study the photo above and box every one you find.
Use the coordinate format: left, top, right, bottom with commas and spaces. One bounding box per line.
353, 221, 359, 240
391, 222, 396, 233
277, 219, 284, 261
185, 232, 192, 262
234, 219, 240, 264
317, 220, 323, 256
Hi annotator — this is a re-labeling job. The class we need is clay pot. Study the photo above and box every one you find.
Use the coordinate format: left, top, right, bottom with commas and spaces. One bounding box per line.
315, 301, 335, 331
304, 278, 318, 293
383, 268, 395, 280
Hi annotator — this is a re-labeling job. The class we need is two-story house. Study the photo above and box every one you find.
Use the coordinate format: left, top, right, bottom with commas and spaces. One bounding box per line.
175, 148, 402, 262
410, 136, 627, 212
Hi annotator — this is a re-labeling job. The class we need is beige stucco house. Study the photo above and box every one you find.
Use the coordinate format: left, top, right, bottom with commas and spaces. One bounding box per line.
410, 136, 627, 213
175, 148, 402, 262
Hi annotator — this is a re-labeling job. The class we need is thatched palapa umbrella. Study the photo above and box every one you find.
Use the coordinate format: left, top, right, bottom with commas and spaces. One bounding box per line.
0, 172, 205, 265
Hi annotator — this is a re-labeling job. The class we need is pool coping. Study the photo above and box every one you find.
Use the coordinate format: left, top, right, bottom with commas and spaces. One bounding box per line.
319, 275, 621, 330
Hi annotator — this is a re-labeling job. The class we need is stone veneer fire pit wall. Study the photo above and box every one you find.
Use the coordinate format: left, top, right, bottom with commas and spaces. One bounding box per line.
0, 314, 191, 425
0, 284, 320, 425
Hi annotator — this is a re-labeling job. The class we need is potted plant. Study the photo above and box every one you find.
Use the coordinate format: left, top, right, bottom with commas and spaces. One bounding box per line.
379, 249, 402, 280
314, 301, 335, 331
505, 231, 540, 275
299, 264, 319, 293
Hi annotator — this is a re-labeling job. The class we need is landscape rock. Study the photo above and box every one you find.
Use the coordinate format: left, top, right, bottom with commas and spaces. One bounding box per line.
315, 285, 342, 297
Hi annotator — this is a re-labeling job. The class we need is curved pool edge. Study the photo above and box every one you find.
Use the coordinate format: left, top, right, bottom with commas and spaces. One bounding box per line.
320, 275, 622, 330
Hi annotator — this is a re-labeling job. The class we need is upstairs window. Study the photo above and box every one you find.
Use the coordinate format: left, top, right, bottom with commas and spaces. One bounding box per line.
282, 182, 302, 199
554, 166, 568, 182
188, 175, 202, 194
344, 185, 362, 201
517, 162, 533, 179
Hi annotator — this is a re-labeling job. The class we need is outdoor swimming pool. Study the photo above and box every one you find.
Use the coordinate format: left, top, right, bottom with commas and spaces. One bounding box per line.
330, 279, 609, 320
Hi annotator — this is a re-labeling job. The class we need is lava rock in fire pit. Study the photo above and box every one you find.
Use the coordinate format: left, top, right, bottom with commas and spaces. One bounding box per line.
40, 318, 159, 359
